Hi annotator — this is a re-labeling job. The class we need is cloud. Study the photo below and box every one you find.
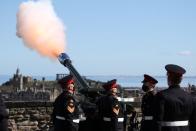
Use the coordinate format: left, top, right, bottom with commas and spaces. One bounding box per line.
178, 50, 192, 56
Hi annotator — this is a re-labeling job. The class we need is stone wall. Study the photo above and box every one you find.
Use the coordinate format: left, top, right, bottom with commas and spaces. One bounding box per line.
5, 101, 141, 131
5, 101, 53, 131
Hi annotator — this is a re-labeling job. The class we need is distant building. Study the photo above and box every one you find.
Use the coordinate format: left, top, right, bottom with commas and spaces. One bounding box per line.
0, 68, 59, 101
56, 74, 68, 80
0, 69, 106, 102
2, 68, 33, 91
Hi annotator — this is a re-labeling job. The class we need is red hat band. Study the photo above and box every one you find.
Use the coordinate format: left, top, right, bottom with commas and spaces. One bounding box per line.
58, 75, 75, 90
103, 79, 118, 90
111, 83, 117, 89
66, 79, 74, 86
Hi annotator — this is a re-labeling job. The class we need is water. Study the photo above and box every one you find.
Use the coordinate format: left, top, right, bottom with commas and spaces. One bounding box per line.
1, 75, 196, 88
0, 75, 11, 85
86, 76, 196, 87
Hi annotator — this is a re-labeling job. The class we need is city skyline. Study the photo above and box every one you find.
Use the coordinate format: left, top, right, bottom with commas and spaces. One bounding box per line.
0, 0, 196, 76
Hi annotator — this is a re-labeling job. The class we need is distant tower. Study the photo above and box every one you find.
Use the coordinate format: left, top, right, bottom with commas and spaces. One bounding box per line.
13, 67, 23, 91
16, 68, 20, 76
33, 79, 38, 93
42, 77, 45, 92
19, 75, 23, 91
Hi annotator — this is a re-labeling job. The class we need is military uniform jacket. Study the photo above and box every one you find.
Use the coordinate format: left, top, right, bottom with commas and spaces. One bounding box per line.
97, 94, 121, 131
154, 85, 196, 131
52, 91, 79, 131
140, 91, 156, 131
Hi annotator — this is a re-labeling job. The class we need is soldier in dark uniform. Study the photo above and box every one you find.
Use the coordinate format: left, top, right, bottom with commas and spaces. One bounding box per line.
0, 93, 8, 131
52, 75, 80, 131
96, 79, 122, 131
154, 64, 196, 131
140, 74, 158, 131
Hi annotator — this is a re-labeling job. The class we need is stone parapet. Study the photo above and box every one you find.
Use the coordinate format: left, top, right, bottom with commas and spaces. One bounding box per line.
5, 101, 53, 131
5, 101, 141, 131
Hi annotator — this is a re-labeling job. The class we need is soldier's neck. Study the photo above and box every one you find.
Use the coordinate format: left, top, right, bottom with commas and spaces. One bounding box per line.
169, 85, 180, 88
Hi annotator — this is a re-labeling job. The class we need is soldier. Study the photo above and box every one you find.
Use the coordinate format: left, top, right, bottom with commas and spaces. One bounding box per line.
154, 64, 196, 131
0, 93, 8, 131
96, 79, 122, 131
52, 75, 80, 131
140, 74, 158, 131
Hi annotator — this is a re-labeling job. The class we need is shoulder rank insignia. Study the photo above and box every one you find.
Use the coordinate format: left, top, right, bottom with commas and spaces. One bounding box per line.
67, 99, 75, 113
113, 104, 120, 115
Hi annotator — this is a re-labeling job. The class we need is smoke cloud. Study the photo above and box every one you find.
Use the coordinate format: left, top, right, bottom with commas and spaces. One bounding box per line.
178, 50, 192, 56
16, 0, 66, 59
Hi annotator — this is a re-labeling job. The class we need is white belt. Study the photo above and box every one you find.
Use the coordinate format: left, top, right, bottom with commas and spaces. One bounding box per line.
118, 118, 124, 122
73, 119, 80, 123
144, 116, 153, 120
103, 117, 124, 122
56, 116, 80, 123
56, 116, 65, 120
159, 120, 189, 127
79, 117, 86, 121
103, 117, 111, 121
117, 97, 134, 102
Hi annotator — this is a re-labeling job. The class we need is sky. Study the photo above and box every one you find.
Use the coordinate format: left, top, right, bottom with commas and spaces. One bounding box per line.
0, 0, 196, 77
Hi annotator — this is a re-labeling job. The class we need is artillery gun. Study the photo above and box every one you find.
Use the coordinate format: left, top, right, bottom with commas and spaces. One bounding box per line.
58, 53, 139, 131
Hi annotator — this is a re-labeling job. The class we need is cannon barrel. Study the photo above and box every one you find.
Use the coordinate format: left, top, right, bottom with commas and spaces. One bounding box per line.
58, 53, 90, 92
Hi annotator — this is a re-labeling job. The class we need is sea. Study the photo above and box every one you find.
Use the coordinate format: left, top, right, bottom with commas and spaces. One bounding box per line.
1, 75, 196, 88
85, 76, 196, 88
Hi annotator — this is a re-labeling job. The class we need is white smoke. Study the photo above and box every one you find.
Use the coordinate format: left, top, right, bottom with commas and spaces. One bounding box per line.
16, 0, 66, 59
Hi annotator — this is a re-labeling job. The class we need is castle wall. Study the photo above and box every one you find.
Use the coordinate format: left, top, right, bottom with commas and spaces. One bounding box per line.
6, 102, 53, 131
5, 101, 141, 131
